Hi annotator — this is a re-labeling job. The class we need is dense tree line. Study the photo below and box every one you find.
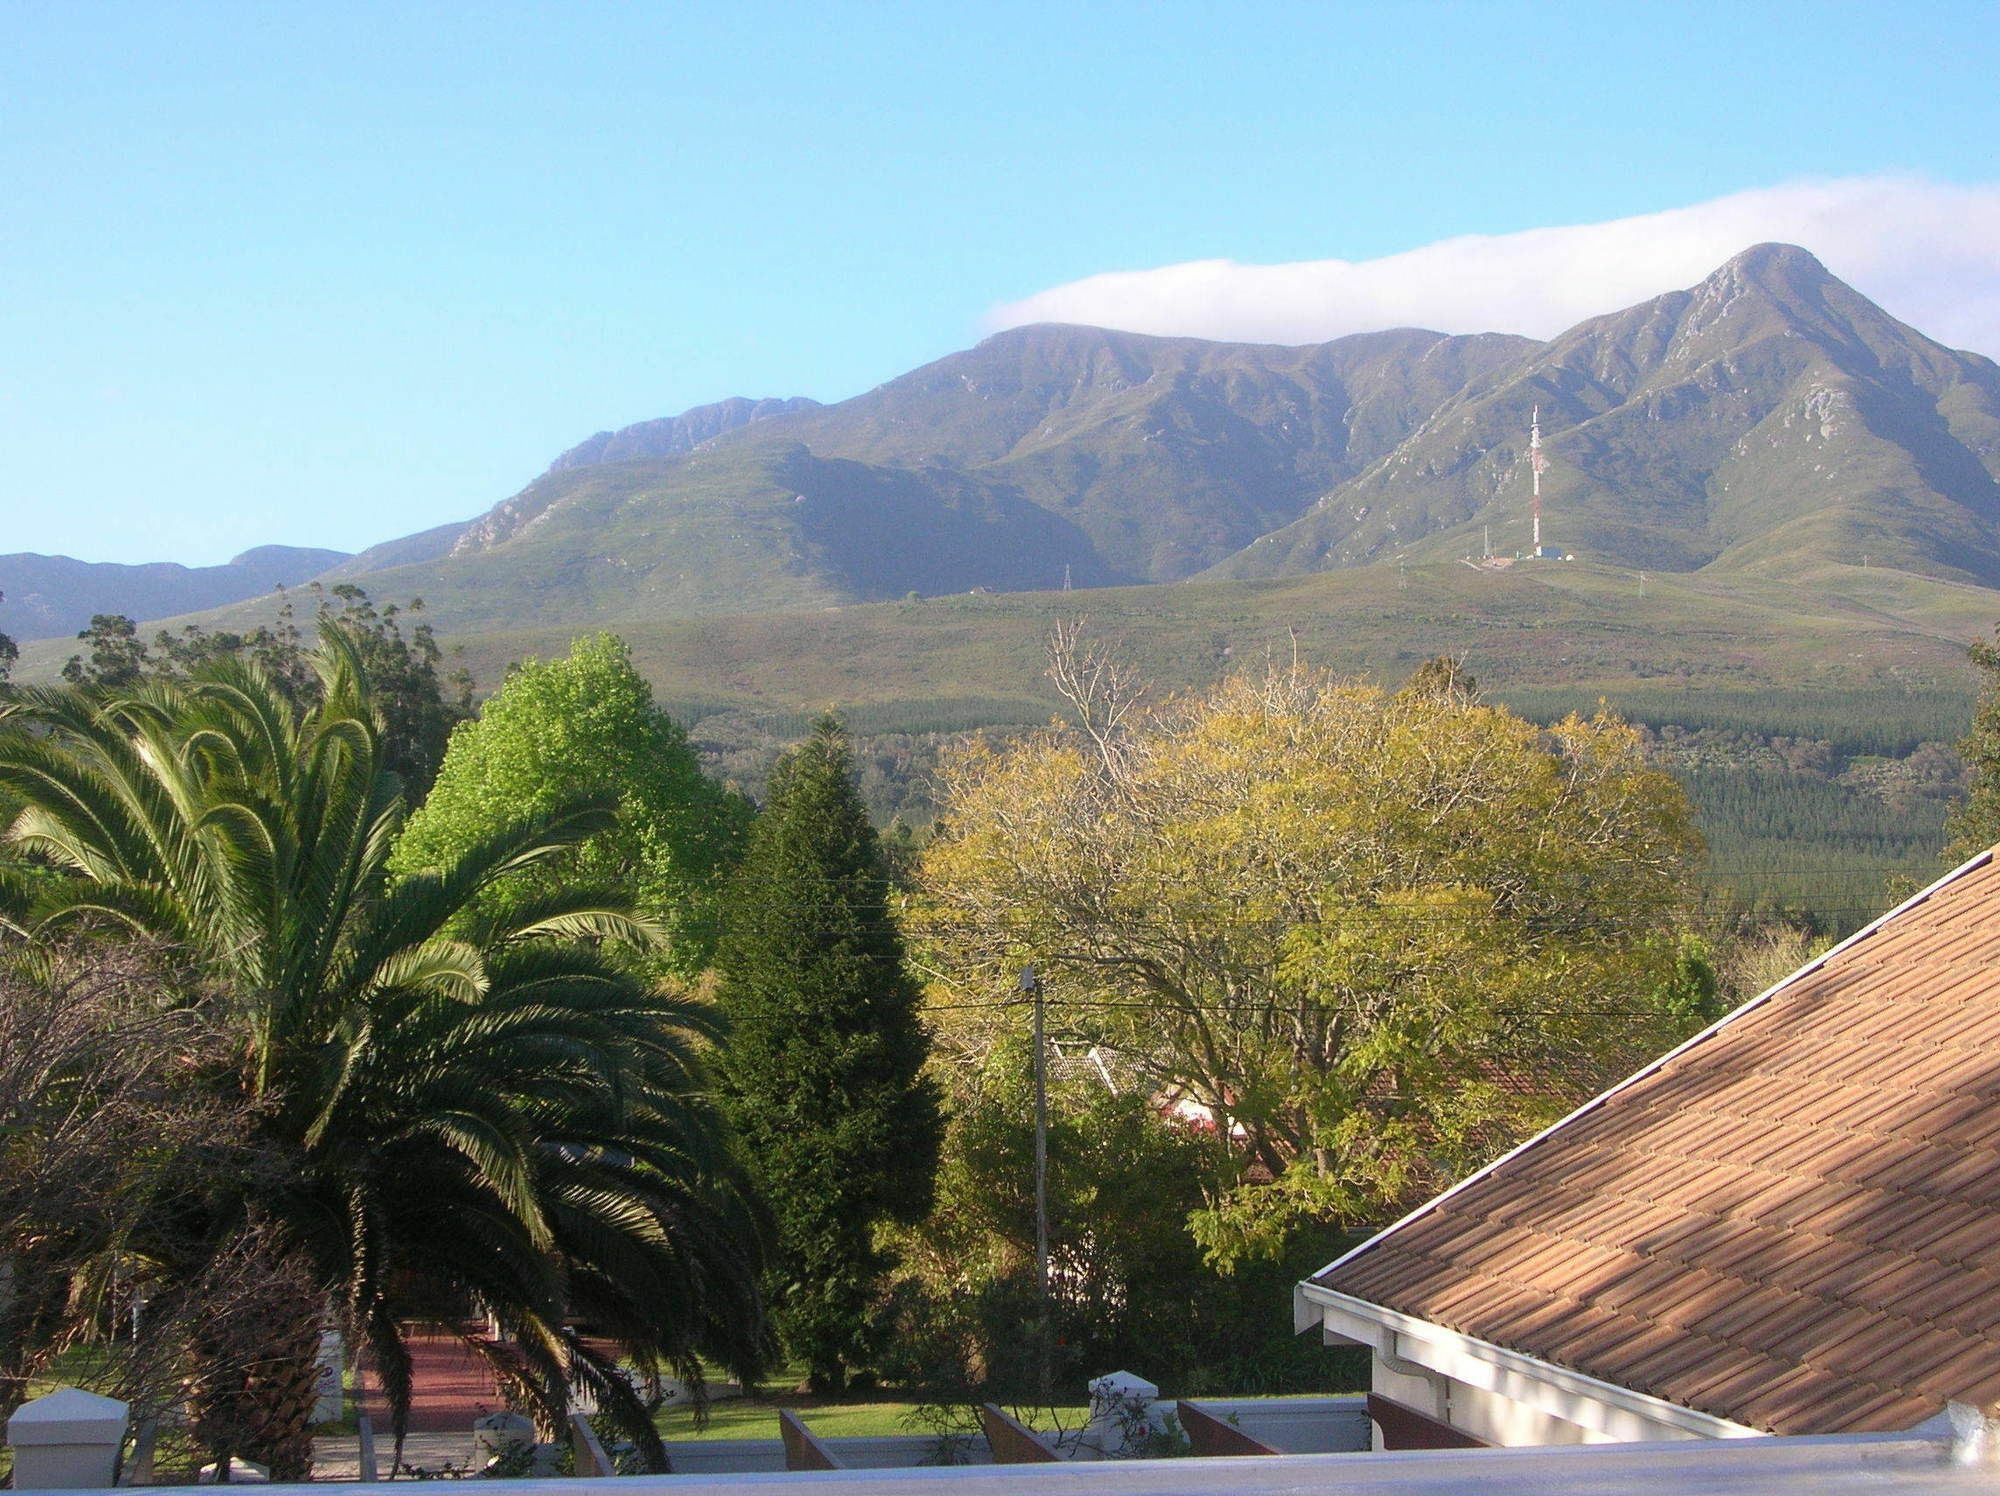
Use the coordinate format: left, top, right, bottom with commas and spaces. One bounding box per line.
58, 584, 470, 797
1686, 766, 1953, 857
1499, 682, 1975, 761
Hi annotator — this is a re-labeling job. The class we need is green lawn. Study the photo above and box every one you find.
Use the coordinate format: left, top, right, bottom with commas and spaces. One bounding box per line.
656, 1391, 1090, 1443
658, 1397, 922, 1441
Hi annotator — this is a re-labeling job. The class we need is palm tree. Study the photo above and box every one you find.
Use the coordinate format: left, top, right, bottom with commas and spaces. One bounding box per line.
0, 631, 764, 1475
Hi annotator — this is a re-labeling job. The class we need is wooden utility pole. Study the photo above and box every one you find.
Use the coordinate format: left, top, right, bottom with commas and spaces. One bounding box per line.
1019, 965, 1051, 1402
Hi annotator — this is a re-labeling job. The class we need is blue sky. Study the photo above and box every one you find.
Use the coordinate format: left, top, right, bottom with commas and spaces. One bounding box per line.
5, 1, 1999, 566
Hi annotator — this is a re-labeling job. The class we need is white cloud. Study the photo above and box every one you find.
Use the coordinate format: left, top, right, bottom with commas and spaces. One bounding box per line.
988, 177, 2000, 358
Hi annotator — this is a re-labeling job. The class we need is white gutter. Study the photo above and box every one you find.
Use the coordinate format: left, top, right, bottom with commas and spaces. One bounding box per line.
1299, 1282, 1762, 1441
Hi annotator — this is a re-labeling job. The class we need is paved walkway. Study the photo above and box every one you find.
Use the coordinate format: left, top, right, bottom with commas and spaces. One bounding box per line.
313, 1432, 475, 1482
360, 1329, 506, 1434
314, 1329, 504, 1477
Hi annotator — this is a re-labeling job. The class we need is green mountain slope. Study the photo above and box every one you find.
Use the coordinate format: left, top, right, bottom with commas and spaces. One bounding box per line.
462, 395, 826, 552
758, 322, 1538, 580
275, 441, 1115, 631
440, 556, 1988, 716
544, 395, 822, 474
1208, 245, 2000, 582
408, 324, 1540, 624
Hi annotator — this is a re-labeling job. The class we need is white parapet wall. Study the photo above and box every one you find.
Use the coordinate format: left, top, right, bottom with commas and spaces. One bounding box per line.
663, 1433, 997, 1475
661, 1397, 1370, 1474
6, 1387, 129, 1490
13, 1433, 1993, 1495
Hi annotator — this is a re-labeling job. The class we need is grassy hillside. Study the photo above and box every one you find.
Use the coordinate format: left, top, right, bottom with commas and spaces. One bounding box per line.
447, 558, 1987, 927
17, 556, 1990, 927
433, 556, 1982, 704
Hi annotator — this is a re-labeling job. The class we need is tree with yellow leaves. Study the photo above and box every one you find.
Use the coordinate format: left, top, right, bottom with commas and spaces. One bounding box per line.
910, 626, 1707, 1267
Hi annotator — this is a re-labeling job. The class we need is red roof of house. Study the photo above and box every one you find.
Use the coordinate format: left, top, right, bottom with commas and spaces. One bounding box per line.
1312, 851, 2000, 1435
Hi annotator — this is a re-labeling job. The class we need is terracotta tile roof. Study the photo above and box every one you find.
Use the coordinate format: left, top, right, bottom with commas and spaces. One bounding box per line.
1311, 850, 2000, 1435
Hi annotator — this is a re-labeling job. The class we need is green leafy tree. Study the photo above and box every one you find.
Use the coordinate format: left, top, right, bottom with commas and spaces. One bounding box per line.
915, 633, 1704, 1267
1947, 625, 2000, 859
56, 585, 469, 798
393, 633, 749, 978
61, 613, 151, 688
0, 640, 765, 1474
882, 1037, 1335, 1408
714, 713, 941, 1393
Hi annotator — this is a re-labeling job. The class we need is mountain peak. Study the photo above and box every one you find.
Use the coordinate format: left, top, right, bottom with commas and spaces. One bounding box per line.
1713, 241, 1831, 289
544, 395, 820, 475
227, 543, 349, 571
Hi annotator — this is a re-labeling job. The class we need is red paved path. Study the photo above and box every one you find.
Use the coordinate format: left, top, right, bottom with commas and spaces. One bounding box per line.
359, 1331, 505, 1434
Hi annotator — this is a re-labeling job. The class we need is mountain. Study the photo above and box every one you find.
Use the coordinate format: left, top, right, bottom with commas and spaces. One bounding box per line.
39, 244, 2000, 646
742, 324, 1539, 581
461, 396, 826, 553
367, 324, 1537, 629
1207, 245, 2000, 584
0, 544, 349, 642
341, 243, 2000, 633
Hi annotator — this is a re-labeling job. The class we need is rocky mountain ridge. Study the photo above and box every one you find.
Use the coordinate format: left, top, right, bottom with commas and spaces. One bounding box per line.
1208, 244, 2000, 584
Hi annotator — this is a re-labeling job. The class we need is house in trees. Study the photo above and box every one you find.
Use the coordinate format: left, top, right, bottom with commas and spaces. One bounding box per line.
1047, 1041, 1250, 1142
1297, 848, 2000, 1447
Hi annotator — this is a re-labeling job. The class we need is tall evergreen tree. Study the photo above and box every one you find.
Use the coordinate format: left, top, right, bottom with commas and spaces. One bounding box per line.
715, 714, 940, 1393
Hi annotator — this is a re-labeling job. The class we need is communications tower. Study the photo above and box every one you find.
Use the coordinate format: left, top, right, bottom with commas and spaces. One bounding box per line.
1529, 405, 1548, 555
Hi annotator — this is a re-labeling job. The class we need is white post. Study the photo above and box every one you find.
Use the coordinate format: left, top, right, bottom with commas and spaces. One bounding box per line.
356, 1413, 379, 1482
7, 1386, 129, 1489
1082, 1370, 1165, 1457
313, 1329, 345, 1425
569, 1411, 616, 1478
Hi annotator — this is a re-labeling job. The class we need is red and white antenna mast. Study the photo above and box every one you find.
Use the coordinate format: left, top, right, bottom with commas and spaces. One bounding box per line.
1528, 405, 1549, 553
